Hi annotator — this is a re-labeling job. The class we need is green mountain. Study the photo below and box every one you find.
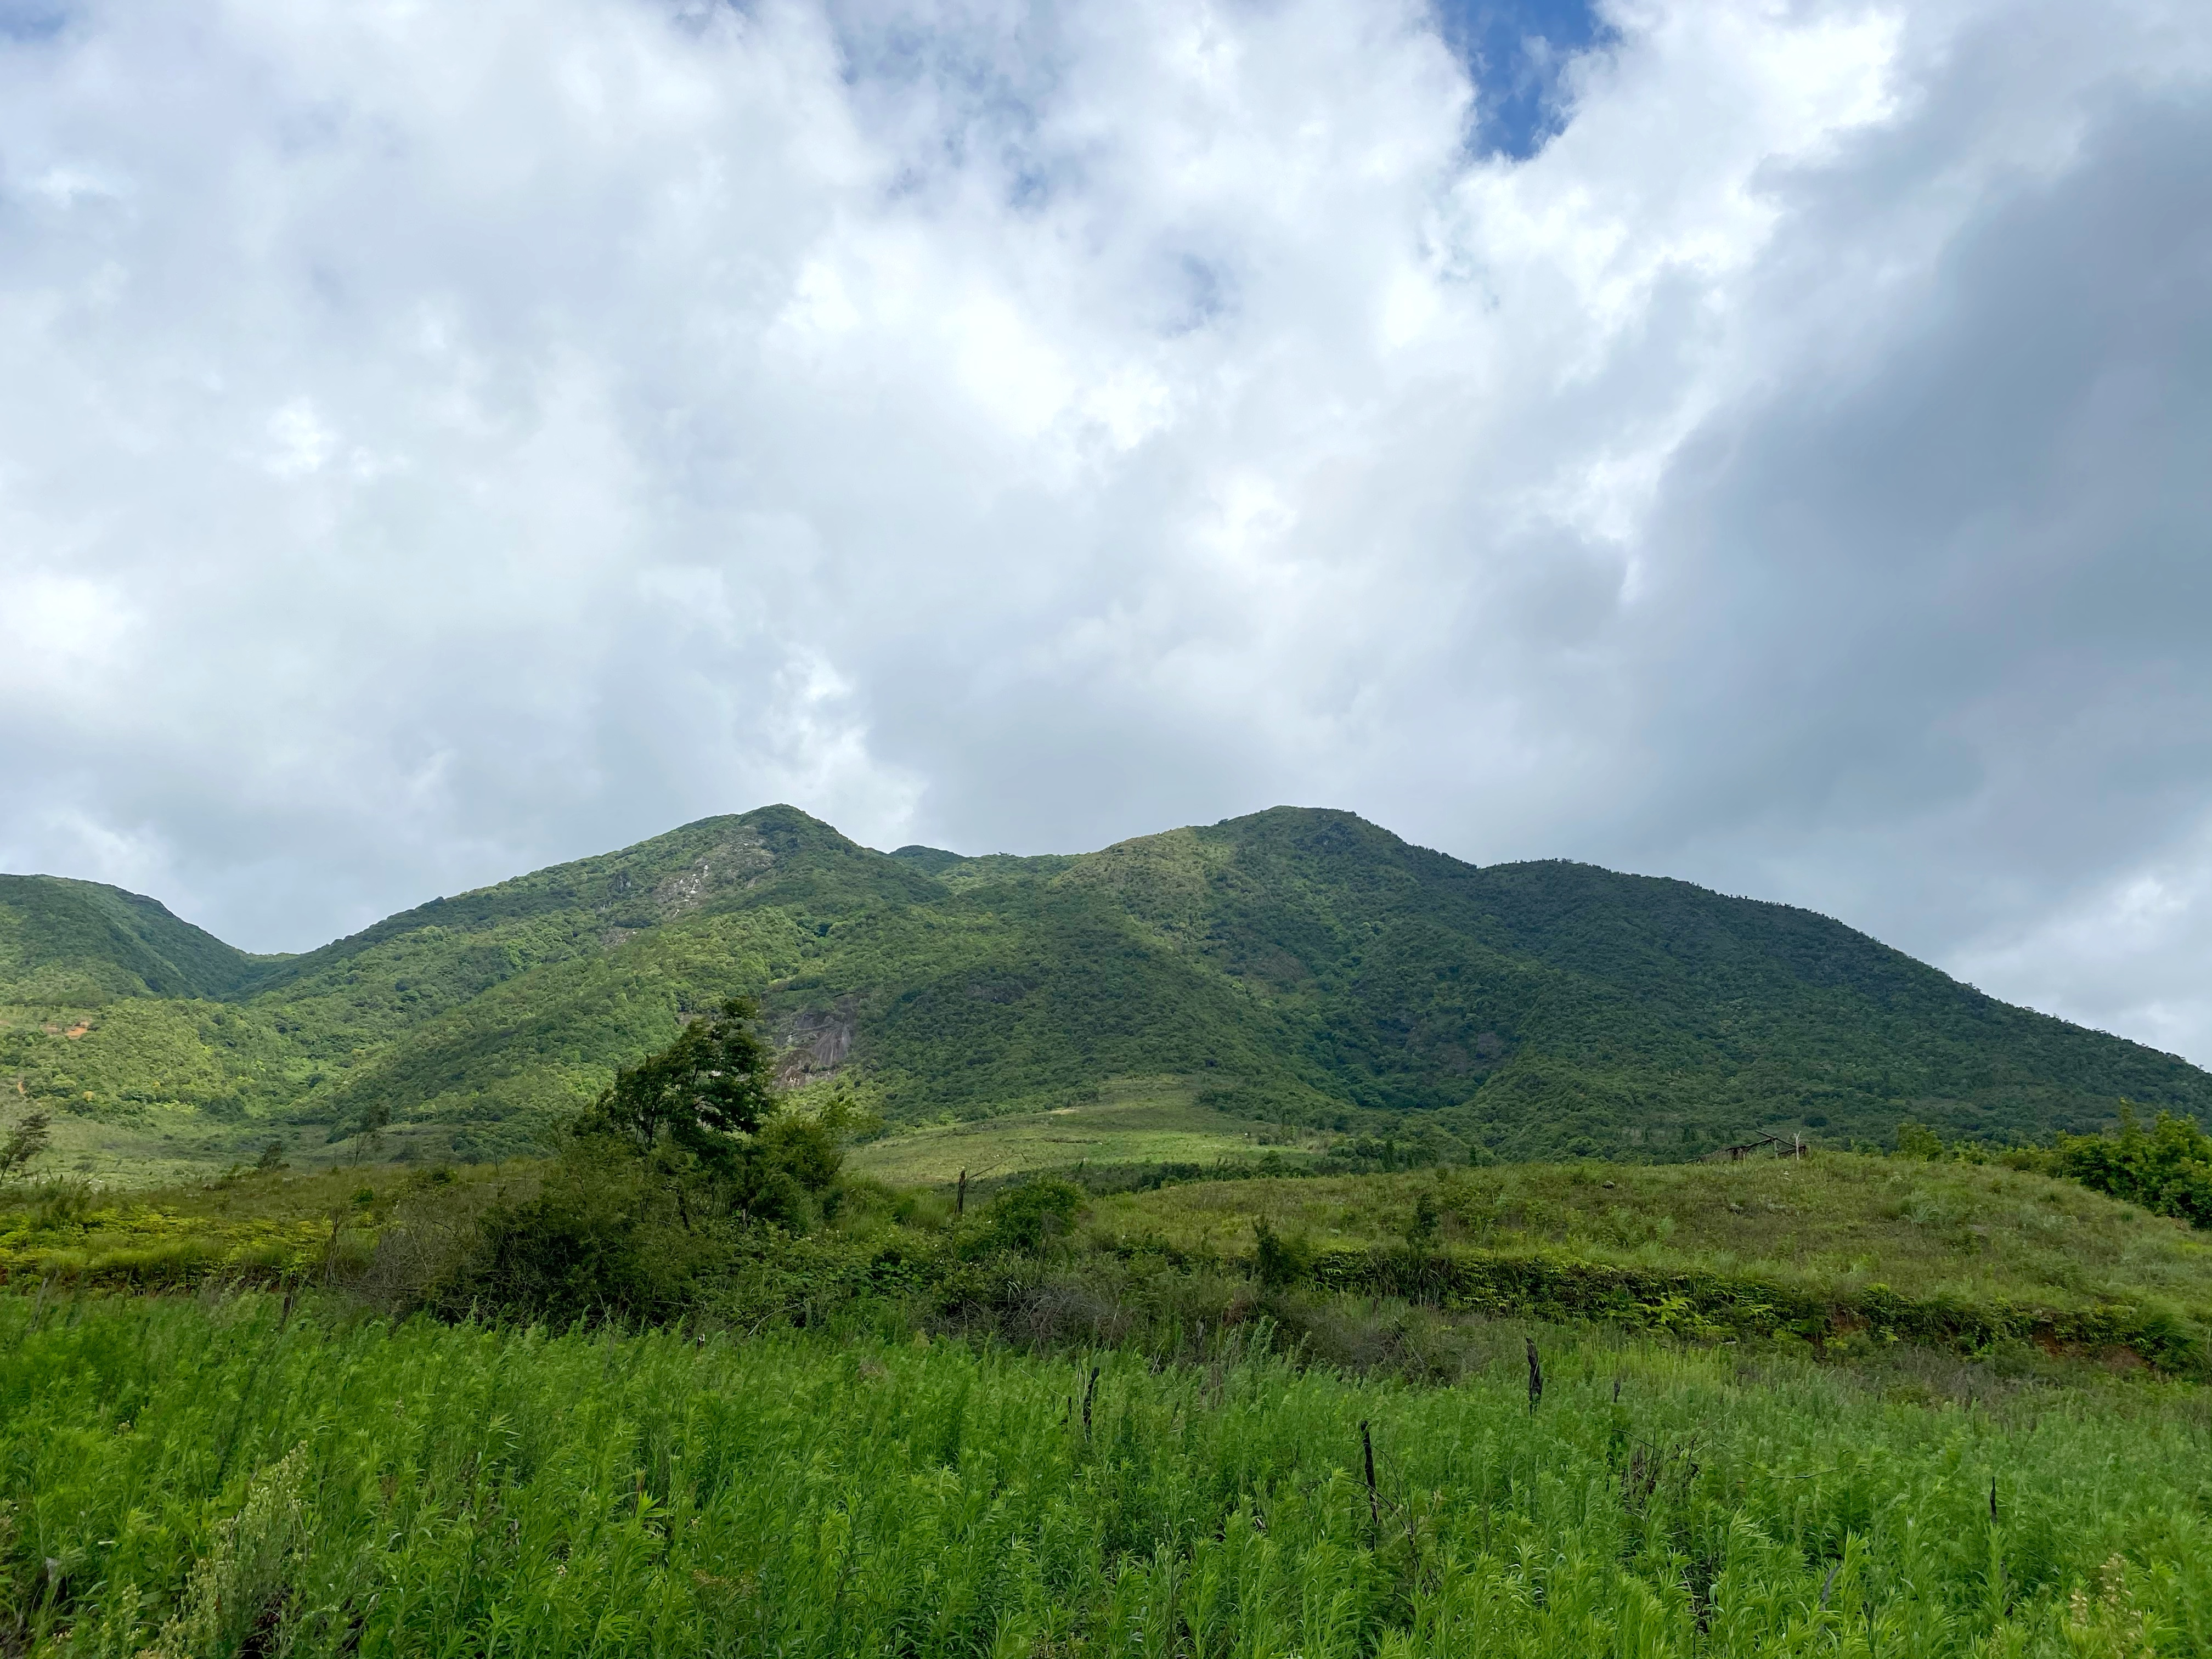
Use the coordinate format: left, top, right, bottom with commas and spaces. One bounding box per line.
3, 805, 2204, 1173
0, 875, 270, 1002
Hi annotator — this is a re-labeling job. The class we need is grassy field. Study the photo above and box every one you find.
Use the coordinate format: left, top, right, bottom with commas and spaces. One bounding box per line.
9, 894, 2208, 1659
4, 1289, 2209, 1657
1086, 1156, 2212, 1315
0, 1165, 450, 1288
11, 1150, 2211, 1335
7, 1145, 2212, 1654
846, 1080, 1325, 1187
15, 1103, 282, 1190
10, 1148, 2212, 1380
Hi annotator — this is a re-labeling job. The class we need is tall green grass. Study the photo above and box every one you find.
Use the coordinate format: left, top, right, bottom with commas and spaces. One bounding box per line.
3, 1291, 2207, 1656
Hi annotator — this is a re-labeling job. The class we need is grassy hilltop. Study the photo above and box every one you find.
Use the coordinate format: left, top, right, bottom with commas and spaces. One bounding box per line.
3, 804, 2205, 1180
1089, 1156, 2212, 1334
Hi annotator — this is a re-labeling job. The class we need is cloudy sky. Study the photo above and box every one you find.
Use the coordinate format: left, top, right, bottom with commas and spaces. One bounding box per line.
2, 0, 2206, 1063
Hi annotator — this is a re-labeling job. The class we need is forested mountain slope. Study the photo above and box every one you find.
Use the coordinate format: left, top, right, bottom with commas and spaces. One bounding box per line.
3, 805, 2204, 1173
0, 874, 271, 1002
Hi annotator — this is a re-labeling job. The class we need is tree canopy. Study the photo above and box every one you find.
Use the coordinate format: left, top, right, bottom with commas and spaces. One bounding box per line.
583, 997, 775, 1158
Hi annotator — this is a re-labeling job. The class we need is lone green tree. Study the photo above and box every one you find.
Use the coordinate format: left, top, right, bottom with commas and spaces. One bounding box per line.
438, 997, 851, 1321
585, 998, 777, 1160
0, 1108, 51, 1181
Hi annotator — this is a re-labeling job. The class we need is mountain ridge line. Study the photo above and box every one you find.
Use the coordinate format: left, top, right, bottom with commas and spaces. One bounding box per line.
2, 802, 2203, 1178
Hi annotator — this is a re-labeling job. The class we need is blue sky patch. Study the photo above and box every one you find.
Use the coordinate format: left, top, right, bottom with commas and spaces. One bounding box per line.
1436, 0, 1615, 159
0, 0, 71, 43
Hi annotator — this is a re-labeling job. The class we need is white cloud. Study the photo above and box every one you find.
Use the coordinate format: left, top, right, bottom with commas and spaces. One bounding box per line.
262, 398, 339, 479
0, 0, 2204, 1065
1950, 816, 2212, 1062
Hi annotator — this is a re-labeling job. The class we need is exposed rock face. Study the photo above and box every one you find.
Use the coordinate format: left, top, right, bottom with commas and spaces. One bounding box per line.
599, 830, 776, 947
777, 1001, 857, 1087
651, 833, 774, 918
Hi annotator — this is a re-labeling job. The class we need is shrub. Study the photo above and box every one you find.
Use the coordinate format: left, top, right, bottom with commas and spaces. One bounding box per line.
981, 1177, 1084, 1254
0, 1108, 52, 1181
1252, 1216, 1311, 1287
1895, 1120, 1945, 1160
425, 1155, 710, 1324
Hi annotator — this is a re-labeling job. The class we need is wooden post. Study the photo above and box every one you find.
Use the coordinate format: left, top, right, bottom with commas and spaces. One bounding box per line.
1361, 1421, 1380, 1541
956, 1169, 967, 1217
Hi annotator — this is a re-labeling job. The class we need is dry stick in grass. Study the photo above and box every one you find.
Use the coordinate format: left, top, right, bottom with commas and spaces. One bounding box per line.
1361, 1420, 1380, 1542
1403, 1466, 1420, 1565
319, 1210, 345, 1289
1526, 1338, 1544, 1414
1082, 1365, 1099, 1439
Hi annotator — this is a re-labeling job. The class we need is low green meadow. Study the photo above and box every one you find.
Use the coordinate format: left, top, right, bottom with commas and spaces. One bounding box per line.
3, 1287, 2208, 1658
845, 1082, 1327, 1188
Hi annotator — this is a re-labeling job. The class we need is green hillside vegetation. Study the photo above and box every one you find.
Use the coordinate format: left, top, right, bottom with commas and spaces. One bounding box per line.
1086, 1158, 2212, 1323
1900, 1108, 2212, 1232
7, 1008, 2210, 1651
4, 805, 2205, 1180
0, 874, 268, 1003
